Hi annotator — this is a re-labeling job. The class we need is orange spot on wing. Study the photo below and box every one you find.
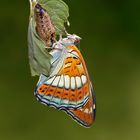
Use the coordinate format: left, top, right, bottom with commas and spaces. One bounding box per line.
46, 86, 57, 96
76, 83, 89, 101
83, 84, 89, 93
38, 84, 48, 95
61, 89, 70, 100
54, 88, 64, 99
69, 90, 77, 101
77, 89, 83, 100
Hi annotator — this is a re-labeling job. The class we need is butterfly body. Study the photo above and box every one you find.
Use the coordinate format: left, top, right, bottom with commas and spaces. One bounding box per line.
35, 35, 96, 127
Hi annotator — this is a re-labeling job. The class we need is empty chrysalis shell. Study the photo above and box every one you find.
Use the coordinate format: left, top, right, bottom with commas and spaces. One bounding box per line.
34, 3, 56, 47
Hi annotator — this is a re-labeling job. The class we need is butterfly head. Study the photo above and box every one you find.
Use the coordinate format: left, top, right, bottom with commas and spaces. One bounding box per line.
67, 34, 81, 41
67, 34, 81, 47
54, 34, 81, 48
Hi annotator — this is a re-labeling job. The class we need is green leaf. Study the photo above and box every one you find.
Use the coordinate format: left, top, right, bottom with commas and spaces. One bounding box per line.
28, 18, 52, 76
38, 0, 69, 35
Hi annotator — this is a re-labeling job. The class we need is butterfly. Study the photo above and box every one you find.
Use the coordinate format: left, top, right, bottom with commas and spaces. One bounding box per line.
35, 35, 96, 127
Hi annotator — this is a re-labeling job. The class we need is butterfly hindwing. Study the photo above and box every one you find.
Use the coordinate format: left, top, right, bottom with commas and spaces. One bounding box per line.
35, 45, 90, 109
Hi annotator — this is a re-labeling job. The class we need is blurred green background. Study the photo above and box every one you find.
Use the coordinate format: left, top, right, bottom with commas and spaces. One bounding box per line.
0, 0, 140, 140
